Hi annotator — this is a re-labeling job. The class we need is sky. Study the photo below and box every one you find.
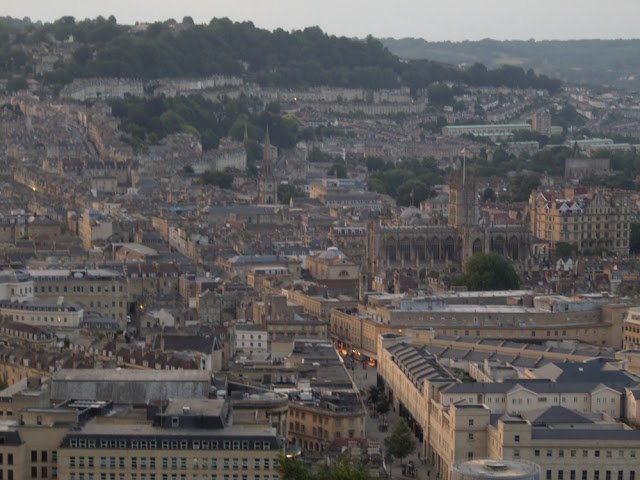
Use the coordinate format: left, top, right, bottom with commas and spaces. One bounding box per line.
3, 0, 640, 42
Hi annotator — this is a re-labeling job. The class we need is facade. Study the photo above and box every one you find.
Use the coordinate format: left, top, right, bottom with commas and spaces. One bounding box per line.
442, 124, 531, 137
235, 324, 268, 354
0, 299, 83, 328
27, 268, 128, 327
306, 247, 359, 281
377, 334, 640, 480
331, 292, 627, 360
530, 189, 631, 255
288, 392, 366, 454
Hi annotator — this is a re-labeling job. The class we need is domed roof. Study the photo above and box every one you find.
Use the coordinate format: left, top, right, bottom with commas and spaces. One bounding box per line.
317, 246, 347, 260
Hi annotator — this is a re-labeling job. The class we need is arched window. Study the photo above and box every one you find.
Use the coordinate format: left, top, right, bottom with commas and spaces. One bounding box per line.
472, 239, 483, 255
508, 236, 519, 260
491, 236, 504, 255
399, 237, 411, 261
429, 237, 440, 261
444, 237, 455, 260
385, 238, 396, 262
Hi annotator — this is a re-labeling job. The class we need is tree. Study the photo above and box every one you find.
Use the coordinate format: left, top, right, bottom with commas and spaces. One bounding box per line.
277, 453, 366, 480
6, 75, 27, 92
453, 252, 521, 291
277, 454, 311, 480
481, 187, 496, 202
201, 170, 233, 189
366, 385, 381, 405
375, 392, 391, 428
508, 173, 540, 202
555, 241, 578, 258
384, 418, 416, 467
277, 184, 302, 205
315, 456, 368, 480
327, 162, 347, 178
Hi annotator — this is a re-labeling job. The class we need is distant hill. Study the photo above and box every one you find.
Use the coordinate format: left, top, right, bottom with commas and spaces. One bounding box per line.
380, 38, 640, 91
0, 16, 559, 94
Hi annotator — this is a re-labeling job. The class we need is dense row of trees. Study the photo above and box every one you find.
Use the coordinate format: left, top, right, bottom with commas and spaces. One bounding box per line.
382, 37, 640, 90
1, 16, 562, 94
366, 157, 443, 206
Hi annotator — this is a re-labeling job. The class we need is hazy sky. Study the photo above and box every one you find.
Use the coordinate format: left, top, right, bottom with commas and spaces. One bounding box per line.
3, 0, 640, 41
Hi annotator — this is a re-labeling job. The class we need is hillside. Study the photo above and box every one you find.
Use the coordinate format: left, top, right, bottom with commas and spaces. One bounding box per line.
380, 38, 640, 91
1, 16, 559, 93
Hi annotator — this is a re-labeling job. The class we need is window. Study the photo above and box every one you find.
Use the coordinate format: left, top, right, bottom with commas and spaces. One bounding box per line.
468, 433, 474, 440
583, 450, 588, 457
514, 435, 520, 442
547, 471, 552, 480
595, 473, 600, 480
559, 472, 564, 480
618, 472, 623, 480
468, 420, 474, 426
570, 450, 576, 458
535, 450, 540, 457
582, 472, 587, 480
32, 451, 38, 462
547, 450, 553, 457
559, 450, 564, 458
514, 450, 520, 458
571, 471, 576, 480
595, 450, 600, 458
606, 471, 611, 480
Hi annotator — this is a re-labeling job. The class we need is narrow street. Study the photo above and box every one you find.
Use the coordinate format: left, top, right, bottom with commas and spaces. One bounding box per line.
351, 365, 434, 480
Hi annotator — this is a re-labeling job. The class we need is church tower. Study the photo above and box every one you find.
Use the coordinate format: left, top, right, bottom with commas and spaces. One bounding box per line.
448, 167, 478, 228
257, 123, 277, 204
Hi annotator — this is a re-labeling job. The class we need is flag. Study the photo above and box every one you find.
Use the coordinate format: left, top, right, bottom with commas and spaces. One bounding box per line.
460, 147, 466, 155
409, 189, 414, 198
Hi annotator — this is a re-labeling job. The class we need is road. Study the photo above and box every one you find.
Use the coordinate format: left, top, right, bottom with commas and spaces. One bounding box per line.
351, 365, 434, 480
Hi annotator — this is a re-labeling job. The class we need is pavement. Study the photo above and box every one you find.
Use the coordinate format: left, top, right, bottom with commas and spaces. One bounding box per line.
350, 364, 434, 480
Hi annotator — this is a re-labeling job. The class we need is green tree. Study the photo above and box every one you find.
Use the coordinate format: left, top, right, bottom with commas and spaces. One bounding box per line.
375, 392, 391, 427
201, 170, 234, 189
366, 385, 381, 405
508, 173, 540, 202
555, 242, 578, 258
384, 418, 416, 467
327, 162, 347, 178
6, 75, 27, 92
453, 252, 520, 291
481, 187, 496, 202
315, 456, 368, 480
277, 184, 302, 205
277, 454, 311, 480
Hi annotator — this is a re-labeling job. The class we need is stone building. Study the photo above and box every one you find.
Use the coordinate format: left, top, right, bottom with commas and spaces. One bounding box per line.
366, 170, 533, 291
530, 188, 631, 255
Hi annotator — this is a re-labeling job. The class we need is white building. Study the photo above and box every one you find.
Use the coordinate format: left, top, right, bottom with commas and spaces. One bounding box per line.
235, 323, 268, 354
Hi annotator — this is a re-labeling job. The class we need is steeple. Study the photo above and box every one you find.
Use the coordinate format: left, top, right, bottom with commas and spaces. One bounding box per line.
257, 120, 277, 204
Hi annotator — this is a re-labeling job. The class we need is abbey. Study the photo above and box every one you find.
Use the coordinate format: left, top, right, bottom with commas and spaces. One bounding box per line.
366, 169, 534, 287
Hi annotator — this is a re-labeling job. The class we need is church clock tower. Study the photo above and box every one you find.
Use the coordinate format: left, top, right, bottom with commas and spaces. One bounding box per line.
257, 123, 277, 204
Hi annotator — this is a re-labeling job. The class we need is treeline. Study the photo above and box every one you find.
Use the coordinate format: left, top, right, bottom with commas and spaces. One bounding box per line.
1, 16, 561, 93
381, 37, 640, 90
366, 157, 444, 206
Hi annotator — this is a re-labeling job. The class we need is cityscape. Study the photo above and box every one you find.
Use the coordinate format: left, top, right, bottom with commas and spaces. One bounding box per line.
1, 9, 640, 480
